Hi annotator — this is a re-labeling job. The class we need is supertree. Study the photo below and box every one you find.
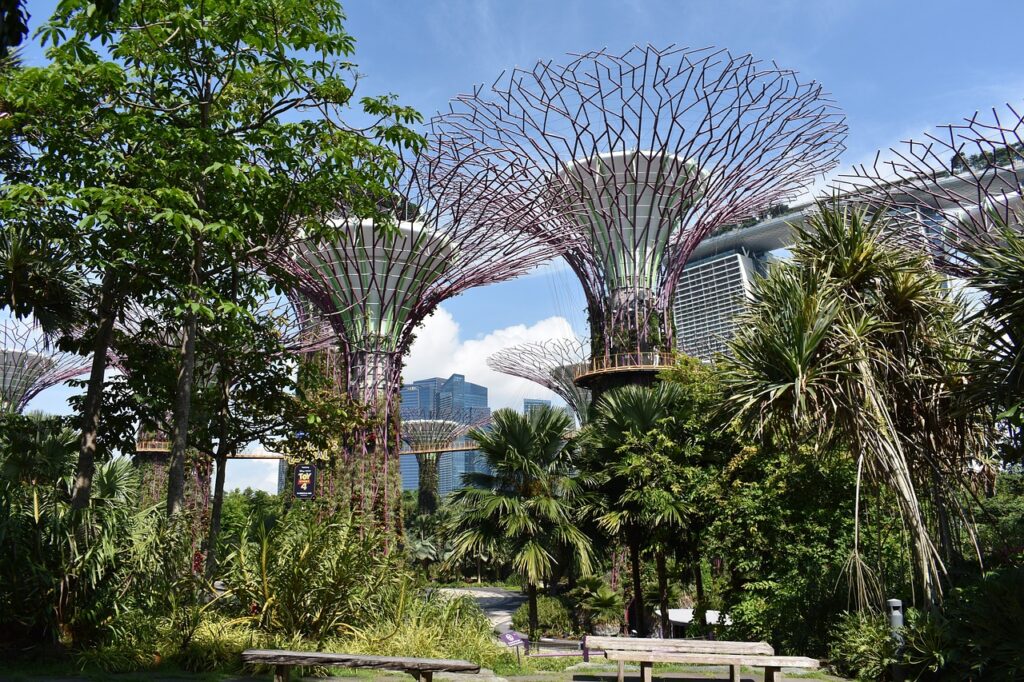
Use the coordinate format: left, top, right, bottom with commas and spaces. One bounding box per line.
0, 318, 89, 413
437, 44, 847, 394
487, 338, 591, 424
836, 103, 1024, 271
282, 143, 554, 530
401, 409, 489, 515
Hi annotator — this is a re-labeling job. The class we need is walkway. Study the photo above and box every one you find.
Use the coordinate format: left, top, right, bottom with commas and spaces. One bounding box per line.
439, 586, 526, 634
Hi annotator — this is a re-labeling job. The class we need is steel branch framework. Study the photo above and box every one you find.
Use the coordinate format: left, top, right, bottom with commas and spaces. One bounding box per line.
401, 409, 490, 514
0, 318, 90, 413
281, 143, 555, 526
487, 338, 591, 423
836, 103, 1024, 269
436, 44, 847, 387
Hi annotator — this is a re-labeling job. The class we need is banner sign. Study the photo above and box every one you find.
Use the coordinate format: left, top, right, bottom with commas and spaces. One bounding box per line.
293, 463, 317, 499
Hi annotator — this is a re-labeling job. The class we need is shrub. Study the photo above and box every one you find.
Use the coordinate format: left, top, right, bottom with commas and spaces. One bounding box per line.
828, 611, 898, 681
0, 414, 155, 648
511, 595, 574, 638
946, 567, 1024, 679
221, 507, 409, 643
900, 608, 957, 680
343, 592, 503, 667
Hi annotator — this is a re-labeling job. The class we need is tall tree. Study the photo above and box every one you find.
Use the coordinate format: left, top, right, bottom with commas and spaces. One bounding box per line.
722, 200, 990, 606
580, 383, 691, 637
446, 406, 593, 639
2, 0, 422, 513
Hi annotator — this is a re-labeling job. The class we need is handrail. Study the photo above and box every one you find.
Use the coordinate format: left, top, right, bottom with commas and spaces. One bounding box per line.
572, 352, 676, 380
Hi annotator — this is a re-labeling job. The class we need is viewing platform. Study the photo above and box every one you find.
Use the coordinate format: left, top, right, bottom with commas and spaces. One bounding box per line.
572, 351, 676, 389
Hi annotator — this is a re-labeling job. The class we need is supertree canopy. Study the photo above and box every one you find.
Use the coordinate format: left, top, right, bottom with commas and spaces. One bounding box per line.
401, 412, 484, 515
437, 44, 847, 391
283, 143, 554, 528
0, 318, 89, 413
837, 103, 1024, 269
487, 338, 591, 424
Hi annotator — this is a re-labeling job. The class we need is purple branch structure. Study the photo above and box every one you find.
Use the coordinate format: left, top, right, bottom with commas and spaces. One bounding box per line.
836, 103, 1024, 269
281, 143, 555, 527
436, 44, 846, 391
487, 338, 591, 423
0, 318, 90, 413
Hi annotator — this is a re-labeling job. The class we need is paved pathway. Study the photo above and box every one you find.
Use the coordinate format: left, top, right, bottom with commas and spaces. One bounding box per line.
439, 587, 526, 634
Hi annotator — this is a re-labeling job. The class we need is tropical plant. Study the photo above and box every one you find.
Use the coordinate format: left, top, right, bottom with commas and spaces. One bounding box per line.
828, 611, 899, 680
579, 383, 690, 637
722, 199, 989, 607
511, 595, 575, 638
962, 221, 1024, 461
571, 577, 625, 632
221, 507, 407, 643
445, 405, 592, 639
0, 412, 151, 646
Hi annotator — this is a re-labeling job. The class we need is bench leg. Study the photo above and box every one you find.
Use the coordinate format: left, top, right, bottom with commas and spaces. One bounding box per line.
764, 666, 782, 682
640, 661, 652, 682
273, 664, 290, 682
617, 660, 624, 682
730, 664, 740, 682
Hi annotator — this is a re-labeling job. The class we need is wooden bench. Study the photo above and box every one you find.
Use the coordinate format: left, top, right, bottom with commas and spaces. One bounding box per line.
584, 636, 820, 682
241, 649, 480, 682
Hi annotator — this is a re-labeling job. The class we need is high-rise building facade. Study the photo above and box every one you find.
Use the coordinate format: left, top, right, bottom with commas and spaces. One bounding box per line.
673, 250, 763, 361
523, 398, 551, 415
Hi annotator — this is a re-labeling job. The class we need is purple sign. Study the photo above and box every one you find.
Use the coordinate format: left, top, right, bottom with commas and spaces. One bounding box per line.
499, 631, 527, 647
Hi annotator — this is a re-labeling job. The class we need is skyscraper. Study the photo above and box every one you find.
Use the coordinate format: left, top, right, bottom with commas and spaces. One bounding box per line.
673, 251, 764, 360
523, 398, 551, 415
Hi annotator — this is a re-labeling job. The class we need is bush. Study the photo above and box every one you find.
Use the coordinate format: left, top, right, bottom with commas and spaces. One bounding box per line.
221, 507, 408, 643
900, 608, 957, 680
946, 567, 1024, 679
0, 414, 158, 648
828, 611, 898, 681
343, 592, 504, 667
511, 595, 574, 638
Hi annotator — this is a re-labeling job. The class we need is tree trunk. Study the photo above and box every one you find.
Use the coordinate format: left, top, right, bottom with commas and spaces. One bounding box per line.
166, 302, 199, 516
628, 536, 647, 637
205, 267, 237, 577
656, 548, 670, 638
70, 268, 118, 511
527, 581, 539, 640
169, 78, 211, 517
166, 214, 207, 517
205, 449, 227, 578
694, 553, 706, 606
416, 453, 439, 515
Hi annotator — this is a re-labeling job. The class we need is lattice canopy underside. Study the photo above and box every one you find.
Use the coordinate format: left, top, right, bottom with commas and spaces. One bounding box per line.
836, 103, 1024, 272
487, 338, 592, 423
436, 43, 847, 357
0, 319, 89, 413
284, 143, 558, 399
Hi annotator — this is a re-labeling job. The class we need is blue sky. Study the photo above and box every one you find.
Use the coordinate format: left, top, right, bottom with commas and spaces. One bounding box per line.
21, 0, 1024, 490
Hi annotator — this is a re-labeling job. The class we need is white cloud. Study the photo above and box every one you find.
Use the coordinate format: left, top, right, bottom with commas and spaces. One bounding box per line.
222, 459, 281, 495
403, 307, 575, 411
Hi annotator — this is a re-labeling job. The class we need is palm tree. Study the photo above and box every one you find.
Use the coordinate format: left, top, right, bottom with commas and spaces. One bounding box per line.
962, 221, 1024, 458
0, 224, 85, 337
581, 383, 691, 637
721, 199, 988, 607
445, 405, 592, 639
